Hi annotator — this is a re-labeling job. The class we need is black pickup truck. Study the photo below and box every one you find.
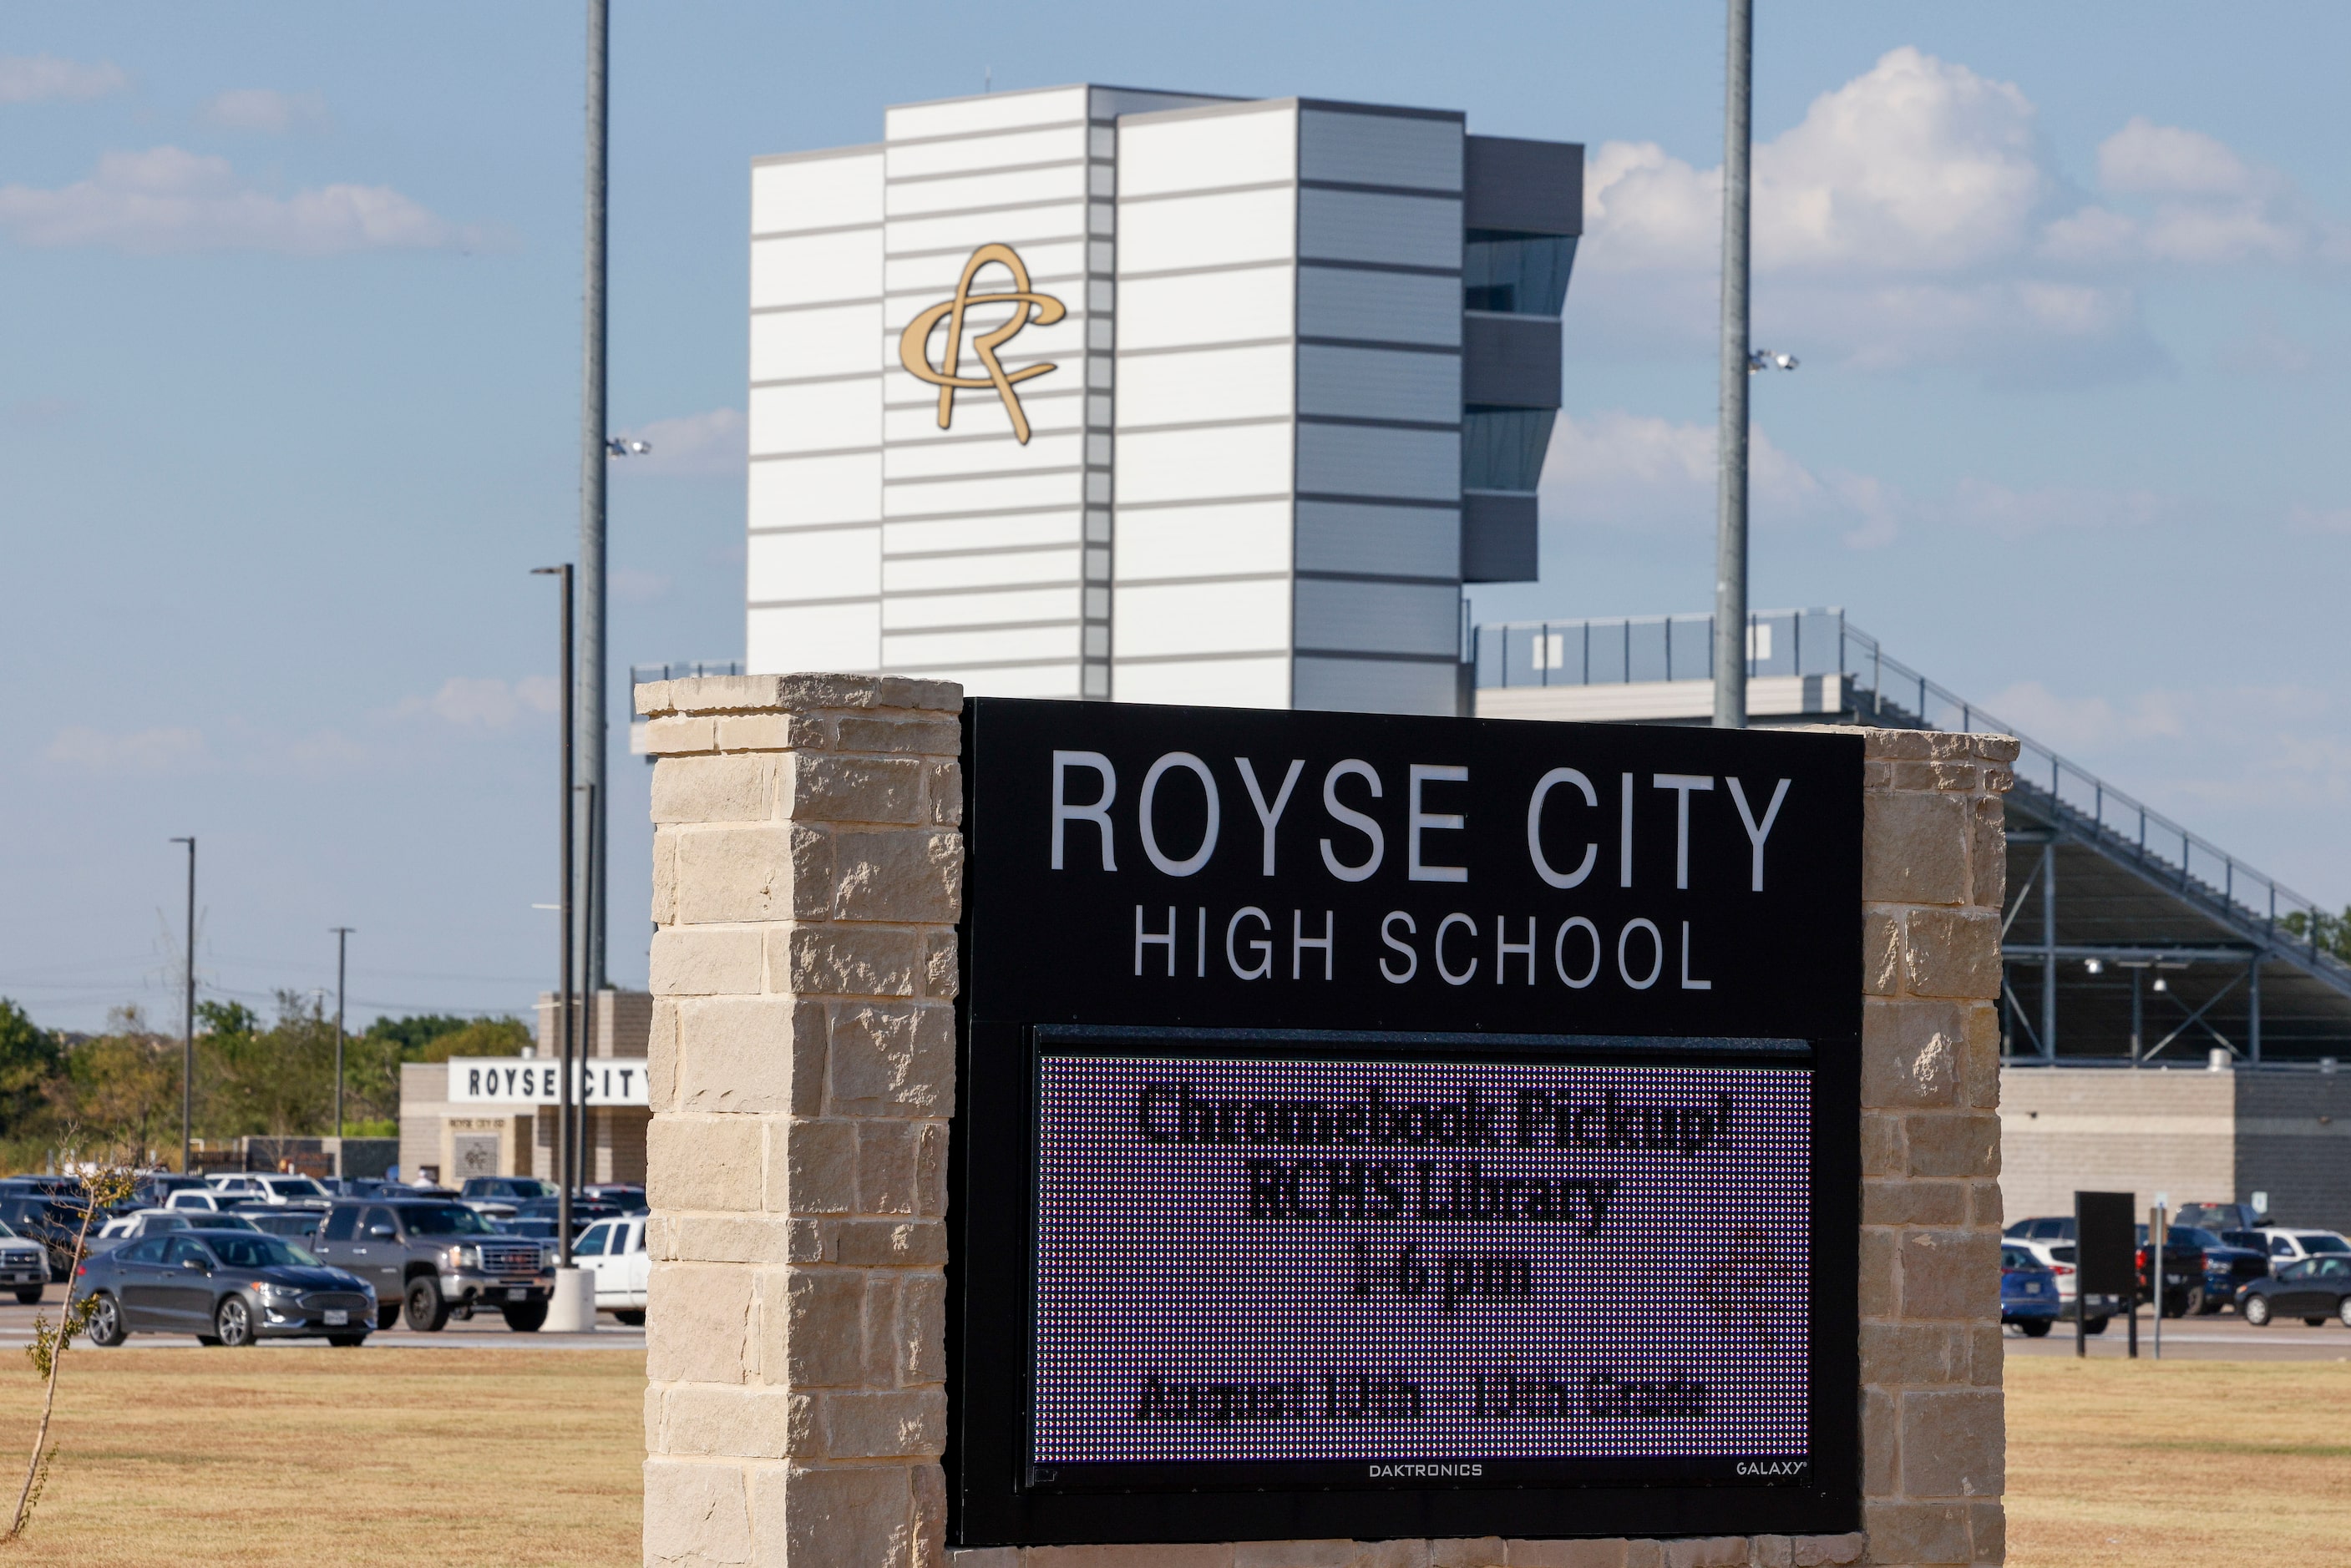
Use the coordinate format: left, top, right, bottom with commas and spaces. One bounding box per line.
2136, 1224, 2208, 1317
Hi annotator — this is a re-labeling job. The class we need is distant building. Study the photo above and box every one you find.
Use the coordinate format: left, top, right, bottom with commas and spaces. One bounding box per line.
745, 83, 1579, 715
397, 989, 650, 1186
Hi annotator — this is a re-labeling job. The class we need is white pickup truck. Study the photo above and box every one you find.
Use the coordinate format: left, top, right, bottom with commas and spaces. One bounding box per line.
574, 1216, 646, 1325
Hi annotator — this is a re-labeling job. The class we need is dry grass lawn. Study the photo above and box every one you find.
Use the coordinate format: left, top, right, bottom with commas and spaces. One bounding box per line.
0, 1340, 2338, 1564
2008, 1355, 2351, 1566
0, 1347, 642, 1565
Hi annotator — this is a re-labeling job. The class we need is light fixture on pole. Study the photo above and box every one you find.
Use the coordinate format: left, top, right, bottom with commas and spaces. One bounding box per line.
1748, 349, 1799, 372
605, 437, 651, 456
331, 928, 354, 1141
170, 837, 195, 1174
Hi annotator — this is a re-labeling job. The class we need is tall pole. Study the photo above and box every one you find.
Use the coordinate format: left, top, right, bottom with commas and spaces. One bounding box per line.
535, 564, 577, 1265
171, 837, 195, 1172
1711, 0, 1753, 731
330, 927, 354, 1141
579, 0, 611, 1000
579, 781, 599, 1197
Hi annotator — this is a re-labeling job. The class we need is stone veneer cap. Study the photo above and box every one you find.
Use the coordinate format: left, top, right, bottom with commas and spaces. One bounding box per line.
636, 673, 964, 719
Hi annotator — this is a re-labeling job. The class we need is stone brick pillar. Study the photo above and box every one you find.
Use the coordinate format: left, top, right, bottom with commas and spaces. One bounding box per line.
1856, 727, 2014, 1568
637, 673, 963, 1568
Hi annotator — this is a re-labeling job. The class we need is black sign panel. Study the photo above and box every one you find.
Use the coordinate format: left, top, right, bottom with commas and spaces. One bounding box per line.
950, 699, 1862, 1546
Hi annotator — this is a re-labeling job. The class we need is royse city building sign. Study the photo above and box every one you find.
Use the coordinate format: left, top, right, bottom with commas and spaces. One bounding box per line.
950, 699, 1865, 1547
446, 1058, 651, 1106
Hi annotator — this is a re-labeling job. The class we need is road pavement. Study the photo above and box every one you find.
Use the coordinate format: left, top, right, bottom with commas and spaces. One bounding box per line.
2005, 1308, 2351, 1360
0, 1294, 644, 1351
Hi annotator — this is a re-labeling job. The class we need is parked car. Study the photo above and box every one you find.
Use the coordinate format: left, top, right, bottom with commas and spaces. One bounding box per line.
72, 1229, 376, 1348
233, 1206, 325, 1242
320, 1177, 399, 1199
2170, 1225, 2268, 1311
459, 1176, 560, 1208
0, 1192, 91, 1281
582, 1184, 646, 1213
91, 1211, 259, 1255
575, 1215, 648, 1325
206, 1174, 332, 1208
2178, 1201, 2269, 1234
2000, 1244, 2061, 1336
165, 1189, 233, 1214
312, 1199, 555, 1332
2135, 1225, 2209, 1317
496, 1216, 563, 1242
2004, 1219, 2113, 1332
2255, 1228, 2351, 1267
2237, 1255, 2351, 1328
0, 1221, 51, 1303
508, 1196, 621, 1233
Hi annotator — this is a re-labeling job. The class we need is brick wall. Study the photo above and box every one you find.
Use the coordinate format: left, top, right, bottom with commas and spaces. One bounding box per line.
638, 682, 2009, 1568
1996, 1069, 2234, 1226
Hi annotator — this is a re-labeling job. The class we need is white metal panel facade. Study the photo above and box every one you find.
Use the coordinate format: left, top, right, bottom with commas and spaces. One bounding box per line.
747, 146, 884, 674
1112, 100, 1299, 709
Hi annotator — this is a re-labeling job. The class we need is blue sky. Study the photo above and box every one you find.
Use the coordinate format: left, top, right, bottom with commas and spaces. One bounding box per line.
4, 3, 2348, 1032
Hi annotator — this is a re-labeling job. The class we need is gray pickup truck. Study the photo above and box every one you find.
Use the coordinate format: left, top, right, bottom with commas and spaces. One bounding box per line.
312, 1198, 555, 1331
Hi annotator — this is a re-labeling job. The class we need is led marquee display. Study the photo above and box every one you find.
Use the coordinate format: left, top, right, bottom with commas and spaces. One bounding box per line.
950, 697, 1862, 1544
1030, 1047, 1811, 1481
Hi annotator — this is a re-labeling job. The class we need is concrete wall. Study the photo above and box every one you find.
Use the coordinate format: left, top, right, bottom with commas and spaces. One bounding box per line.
638, 678, 2013, 1568
2000, 1065, 2351, 1232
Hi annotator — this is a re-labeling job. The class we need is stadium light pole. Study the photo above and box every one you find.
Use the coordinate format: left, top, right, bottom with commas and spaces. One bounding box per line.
578, 0, 611, 1009
170, 837, 195, 1173
534, 564, 577, 1264
1711, 0, 1754, 730
330, 927, 354, 1141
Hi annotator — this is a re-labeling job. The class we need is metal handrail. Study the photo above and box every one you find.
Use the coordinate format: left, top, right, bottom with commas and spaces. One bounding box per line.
1471, 609, 2343, 974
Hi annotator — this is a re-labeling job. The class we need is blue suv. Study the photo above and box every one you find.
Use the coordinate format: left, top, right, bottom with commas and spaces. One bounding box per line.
2002, 1242, 2062, 1335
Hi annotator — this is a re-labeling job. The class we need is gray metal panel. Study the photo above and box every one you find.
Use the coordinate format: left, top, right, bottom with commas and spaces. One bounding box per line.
1298, 189, 1462, 268
1298, 109, 1462, 192
1464, 135, 1583, 236
1297, 345, 1461, 423
1293, 655, 1461, 716
1462, 492, 1538, 583
1297, 267, 1460, 346
1462, 313, 1562, 409
1295, 502, 1460, 579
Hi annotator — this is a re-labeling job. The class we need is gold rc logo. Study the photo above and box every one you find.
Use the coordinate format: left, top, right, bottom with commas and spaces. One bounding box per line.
898, 243, 1067, 444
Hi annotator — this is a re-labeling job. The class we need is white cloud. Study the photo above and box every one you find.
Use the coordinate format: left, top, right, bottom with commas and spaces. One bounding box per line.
43, 725, 206, 773
2288, 503, 2351, 534
1574, 49, 2344, 378
0, 146, 473, 255
612, 569, 671, 603
0, 54, 127, 104
1979, 680, 2188, 751
2097, 119, 2272, 200
611, 407, 746, 478
393, 676, 559, 730
200, 89, 331, 135
1538, 408, 2169, 547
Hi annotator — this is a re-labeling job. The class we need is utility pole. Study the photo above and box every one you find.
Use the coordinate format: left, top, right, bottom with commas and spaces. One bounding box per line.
578, 0, 611, 1002
1711, 0, 1753, 730
331, 927, 354, 1141
535, 564, 578, 1264
170, 837, 195, 1173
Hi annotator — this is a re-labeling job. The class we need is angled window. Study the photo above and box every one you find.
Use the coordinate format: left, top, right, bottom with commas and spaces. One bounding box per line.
1463, 231, 1578, 316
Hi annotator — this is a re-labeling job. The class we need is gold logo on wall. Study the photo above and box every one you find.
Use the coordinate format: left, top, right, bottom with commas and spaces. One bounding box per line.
898, 242, 1067, 444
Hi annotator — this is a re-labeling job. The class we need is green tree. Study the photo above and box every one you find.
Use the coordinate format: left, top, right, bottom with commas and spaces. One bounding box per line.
2279, 906, 2351, 964
0, 1002, 63, 1141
